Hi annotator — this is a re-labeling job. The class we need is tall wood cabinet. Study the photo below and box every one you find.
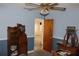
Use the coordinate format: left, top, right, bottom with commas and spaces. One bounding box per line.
7, 24, 27, 56
43, 19, 53, 52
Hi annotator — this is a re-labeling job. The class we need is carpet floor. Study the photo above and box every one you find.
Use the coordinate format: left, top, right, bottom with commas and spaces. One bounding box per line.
28, 49, 52, 56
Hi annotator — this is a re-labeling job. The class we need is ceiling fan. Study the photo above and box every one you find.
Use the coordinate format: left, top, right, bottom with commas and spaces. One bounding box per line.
24, 3, 66, 11
24, 3, 66, 19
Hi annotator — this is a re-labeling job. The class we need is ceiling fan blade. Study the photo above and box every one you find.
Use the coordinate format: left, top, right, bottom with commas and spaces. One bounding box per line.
51, 7, 66, 11
50, 3, 59, 6
24, 7, 40, 11
25, 3, 39, 7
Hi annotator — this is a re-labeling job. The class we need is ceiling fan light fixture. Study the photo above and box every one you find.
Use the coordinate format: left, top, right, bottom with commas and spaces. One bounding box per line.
40, 9, 49, 19
40, 9, 49, 15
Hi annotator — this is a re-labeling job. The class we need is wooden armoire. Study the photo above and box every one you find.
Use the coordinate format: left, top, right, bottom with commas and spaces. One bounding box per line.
7, 24, 27, 56
34, 18, 53, 53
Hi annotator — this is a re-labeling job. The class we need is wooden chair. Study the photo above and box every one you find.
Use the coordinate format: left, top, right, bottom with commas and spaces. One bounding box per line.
58, 26, 79, 56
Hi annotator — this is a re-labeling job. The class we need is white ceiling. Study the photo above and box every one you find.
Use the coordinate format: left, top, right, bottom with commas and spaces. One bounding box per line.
0, 3, 79, 8
17, 3, 79, 8
58, 3, 79, 8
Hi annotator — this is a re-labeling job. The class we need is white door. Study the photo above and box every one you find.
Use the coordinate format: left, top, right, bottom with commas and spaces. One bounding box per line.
34, 18, 44, 50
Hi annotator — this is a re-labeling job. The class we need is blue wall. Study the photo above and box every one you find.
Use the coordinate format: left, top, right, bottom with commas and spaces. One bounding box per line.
0, 4, 39, 38
0, 4, 79, 40
46, 8, 79, 39
0, 3, 79, 39
28, 37, 34, 51
0, 3, 79, 56
0, 38, 62, 56
0, 37, 34, 56
0, 40, 7, 56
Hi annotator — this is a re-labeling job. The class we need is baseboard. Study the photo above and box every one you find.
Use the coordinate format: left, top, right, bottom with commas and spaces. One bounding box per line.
0, 36, 34, 40
0, 38, 7, 40
28, 50, 34, 54
27, 36, 34, 38
0, 36, 63, 40
53, 36, 64, 40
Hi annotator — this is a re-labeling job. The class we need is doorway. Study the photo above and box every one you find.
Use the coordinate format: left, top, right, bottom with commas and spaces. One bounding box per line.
34, 18, 44, 50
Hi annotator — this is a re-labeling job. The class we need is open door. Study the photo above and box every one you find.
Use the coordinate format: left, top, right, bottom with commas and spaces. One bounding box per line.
43, 19, 53, 52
